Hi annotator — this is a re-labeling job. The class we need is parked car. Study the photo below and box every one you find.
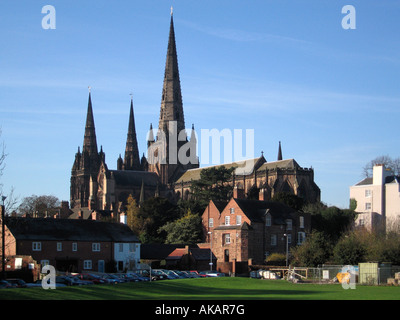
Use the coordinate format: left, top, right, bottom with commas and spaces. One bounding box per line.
206, 270, 226, 277
151, 269, 171, 280
101, 273, 126, 284
56, 276, 88, 286
5, 278, 27, 288
128, 272, 149, 282
164, 270, 182, 279
68, 275, 93, 285
190, 270, 208, 277
77, 273, 107, 284
185, 271, 200, 278
0, 280, 12, 289
198, 270, 225, 277
117, 273, 139, 282
175, 270, 192, 278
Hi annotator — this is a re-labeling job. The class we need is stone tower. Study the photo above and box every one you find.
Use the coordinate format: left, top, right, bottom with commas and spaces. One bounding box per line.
147, 12, 198, 185
70, 92, 104, 209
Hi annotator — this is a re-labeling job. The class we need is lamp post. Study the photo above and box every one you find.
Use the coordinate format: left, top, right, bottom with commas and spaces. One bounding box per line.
1, 196, 6, 280
283, 233, 288, 267
208, 231, 213, 271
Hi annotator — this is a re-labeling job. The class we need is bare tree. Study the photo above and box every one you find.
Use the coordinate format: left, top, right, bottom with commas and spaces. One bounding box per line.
0, 128, 18, 212
17, 194, 60, 217
363, 155, 399, 178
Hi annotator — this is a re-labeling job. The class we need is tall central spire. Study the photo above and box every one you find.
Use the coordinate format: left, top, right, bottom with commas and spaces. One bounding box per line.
158, 13, 185, 134
147, 11, 198, 185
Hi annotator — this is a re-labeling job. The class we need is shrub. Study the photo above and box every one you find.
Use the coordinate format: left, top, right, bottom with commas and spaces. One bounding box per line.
266, 253, 287, 266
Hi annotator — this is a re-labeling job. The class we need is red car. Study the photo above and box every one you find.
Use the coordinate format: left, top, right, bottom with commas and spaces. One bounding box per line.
189, 270, 208, 278
77, 273, 107, 284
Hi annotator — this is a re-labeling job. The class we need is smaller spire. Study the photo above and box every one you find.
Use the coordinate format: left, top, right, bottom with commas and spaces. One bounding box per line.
147, 123, 155, 147
277, 141, 283, 161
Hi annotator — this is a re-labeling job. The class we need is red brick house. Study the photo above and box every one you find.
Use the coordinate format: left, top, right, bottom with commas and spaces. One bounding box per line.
2, 217, 140, 273
201, 193, 311, 270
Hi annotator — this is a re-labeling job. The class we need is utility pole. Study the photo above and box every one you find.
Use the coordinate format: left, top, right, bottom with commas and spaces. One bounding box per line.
1, 196, 6, 280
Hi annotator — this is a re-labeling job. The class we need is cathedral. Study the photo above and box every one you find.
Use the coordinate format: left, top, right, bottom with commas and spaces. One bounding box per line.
70, 12, 320, 217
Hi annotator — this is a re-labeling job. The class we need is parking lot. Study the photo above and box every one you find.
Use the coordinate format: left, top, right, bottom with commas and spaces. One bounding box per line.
0, 269, 226, 289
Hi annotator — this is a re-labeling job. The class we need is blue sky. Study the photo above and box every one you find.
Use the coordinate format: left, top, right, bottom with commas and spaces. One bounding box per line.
0, 1, 399, 209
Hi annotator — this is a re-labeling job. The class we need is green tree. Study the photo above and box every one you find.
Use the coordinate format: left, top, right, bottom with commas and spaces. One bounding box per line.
159, 210, 203, 244
272, 192, 304, 211
291, 231, 332, 267
333, 232, 367, 265
190, 166, 235, 211
381, 233, 400, 265
303, 202, 357, 242
125, 195, 145, 235
136, 197, 180, 243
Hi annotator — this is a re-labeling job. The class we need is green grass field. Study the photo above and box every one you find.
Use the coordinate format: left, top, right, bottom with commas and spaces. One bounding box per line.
1, 277, 399, 300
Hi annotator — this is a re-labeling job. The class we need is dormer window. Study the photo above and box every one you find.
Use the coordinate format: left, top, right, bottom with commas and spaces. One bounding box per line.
299, 216, 304, 229
286, 219, 292, 231
265, 213, 271, 227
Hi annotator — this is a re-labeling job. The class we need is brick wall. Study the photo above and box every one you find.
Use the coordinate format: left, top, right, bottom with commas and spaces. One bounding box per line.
16, 240, 114, 273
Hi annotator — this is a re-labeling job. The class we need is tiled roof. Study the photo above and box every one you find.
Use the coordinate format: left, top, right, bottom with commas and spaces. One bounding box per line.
233, 198, 297, 224
140, 244, 189, 260
355, 177, 373, 186
175, 157, 265, 183
6, 217, 140, 242
256, 159, 300, 172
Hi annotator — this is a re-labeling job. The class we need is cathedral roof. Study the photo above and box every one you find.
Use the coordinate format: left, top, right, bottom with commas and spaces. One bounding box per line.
256, 159, 301, 172
109, 170, 159, 187
175, 156, 265, 183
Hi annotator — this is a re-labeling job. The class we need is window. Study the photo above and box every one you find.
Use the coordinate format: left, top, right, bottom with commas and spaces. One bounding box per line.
15, 258, 22, 270
41, 260, 50, 267
119, 243, 124, 252
57, 242, 62, 252
365, 203, 372, 210
92, 243, 100, 252
236, 215, 242, 225
287, 234, 292, 244
129, 243, 136, 253
72, 243, 78, 252
224, 233, 231, 244
286, 219, 292, 231
365, 190, 371, 197
83, 260, 92, 270
209, 218, 214, 228
299, 216, 304, 229
230, 207, 235, 214
225, 216, 230, 226
32, 242, 41, 251
265, 213, 272, 227
271, 234, 277, 246
297, 232, 306, 245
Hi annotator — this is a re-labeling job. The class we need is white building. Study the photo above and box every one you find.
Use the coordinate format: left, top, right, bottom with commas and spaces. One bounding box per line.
114, 242, 141, 272
350, 164, 400, 232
